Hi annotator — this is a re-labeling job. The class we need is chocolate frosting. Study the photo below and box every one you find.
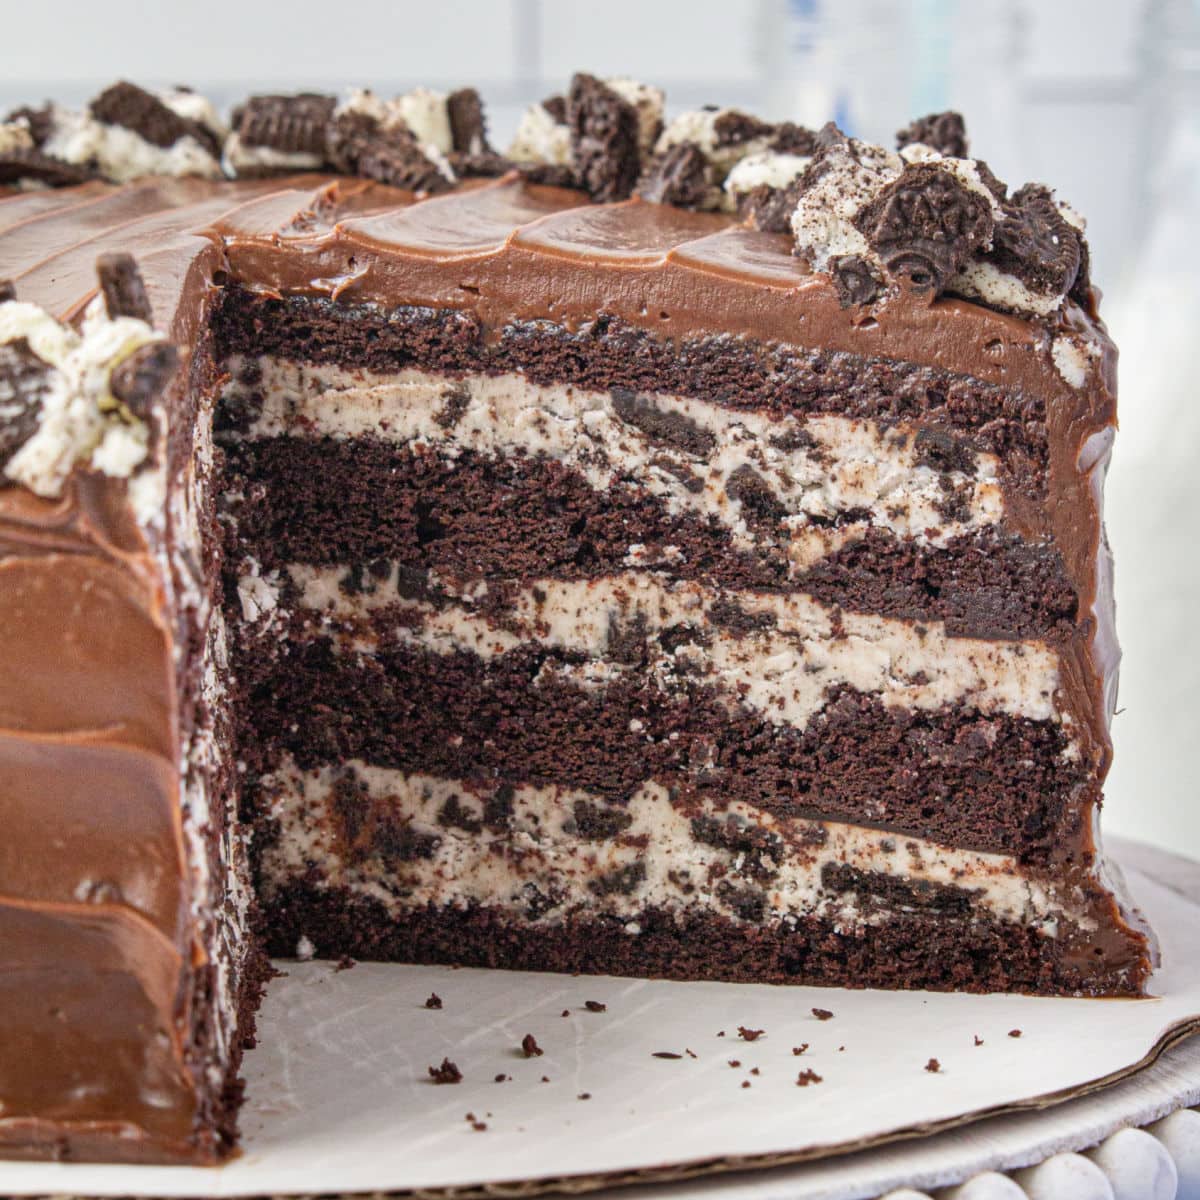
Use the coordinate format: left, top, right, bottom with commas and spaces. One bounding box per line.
0, 172, 1150, 1163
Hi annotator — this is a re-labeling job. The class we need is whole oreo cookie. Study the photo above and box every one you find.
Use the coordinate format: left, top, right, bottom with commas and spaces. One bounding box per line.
566, 73, 641, 202
856, 163, 992, 293
232, 93, 336, 155
896, 111, 969, 158
0, 339, 51, 468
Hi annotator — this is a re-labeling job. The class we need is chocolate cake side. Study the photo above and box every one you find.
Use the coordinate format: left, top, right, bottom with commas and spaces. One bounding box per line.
0, 76, 1156, 1166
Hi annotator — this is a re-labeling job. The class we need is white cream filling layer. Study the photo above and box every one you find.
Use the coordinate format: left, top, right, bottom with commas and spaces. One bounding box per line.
223, 358, 1004, 567
258, 755, 1081, 933
261, 566, 1062, 728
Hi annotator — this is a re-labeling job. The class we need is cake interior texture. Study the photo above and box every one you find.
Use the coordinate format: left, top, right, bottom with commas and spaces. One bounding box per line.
0, 78, 1156, 1164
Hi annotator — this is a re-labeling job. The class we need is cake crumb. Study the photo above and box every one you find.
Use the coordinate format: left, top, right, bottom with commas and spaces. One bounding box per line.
472, 1121, 488, 1132
750, 1067, 760, 1076
652, 1051, 683, 1059
494, 1073, 510, 1083
521, 1034, 544, 1058
1008, 1029, 1023, 1039
812, 1007, 834, 1021
577, 1092, 591, 1100
424, 992, 442, 1009
741, 1080, 751, 1089
737, 1026, 764, 1042
796, 1069, 823, 1087
974, 1036, 984, 1046
717, 1030, 726, 1037
334, 955, 356, 972
540, 1075, 550, 1083
728, 1059, 741, 1068
428, 1058, 462, 1084
925, 1058, 942, 1074
792, 1044, 809, 1056
685, 1048, 697, 1059
584, 1000, 607, 1013
561, 1009, 570, 1017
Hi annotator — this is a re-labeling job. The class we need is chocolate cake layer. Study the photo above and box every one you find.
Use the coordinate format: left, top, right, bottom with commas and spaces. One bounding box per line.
233, 632, 1081, 864
220, 436, 1076, 639
261, 880, 1145, 999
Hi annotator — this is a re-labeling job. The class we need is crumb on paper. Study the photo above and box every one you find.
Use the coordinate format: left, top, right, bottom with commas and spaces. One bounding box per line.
472, 1121, 487, 1132
750, 1067, 760, 1076
561, 1009, 570, 1017
652, 1051, 683, 1059
577, 1092, 591, 1100
812, 1007, 834, 1021
1008, 1029, 1023, 1039
741, 1080, 751, 1089
494, 1073, 510, 1083
424, 992, 442, 1009
584, 1000, 607, 1013
540, 1075, 550, 1083
974, 1035, 985, 1046
728, 1059, 741, 1068
428, 1058, 462, 1084
796, 1068, 823, 1087
925, 1058, 942, 1074
521, 1033, 544, 1058
792, 1043, 809, 1056
737, 1026, 764, 1041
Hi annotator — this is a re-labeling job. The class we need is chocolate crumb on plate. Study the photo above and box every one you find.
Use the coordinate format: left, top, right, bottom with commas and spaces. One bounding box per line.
521, 1033, 543, 1058
728, 1059, 741, 1068
1008, 1029, 1023, 1038
472, 1121, 487, 1132
925, 1058, 942, 1074
975, 1036, 985, 1046
494, 1073, 509, 1083
740, 1080, 751, 1089
428, 1058, 462, 1084
561, 1009, 570, 1017
577, 1092, 591, 1100
737, 1026, 764, 1041
424, 992, 442, 1009
584, 1000, 607, 1013
792, 1044, 809, 1056
796, 1069, 823, 1087
749, 1067, 760, 1076
685, 1048, 697, 1059
652, 1051, 683, 1060
812, 1008, 835, 1021
540, 1075, 550, 1083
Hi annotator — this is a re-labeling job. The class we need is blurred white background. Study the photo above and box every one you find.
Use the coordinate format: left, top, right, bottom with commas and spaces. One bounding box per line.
3, 0, 1196, 859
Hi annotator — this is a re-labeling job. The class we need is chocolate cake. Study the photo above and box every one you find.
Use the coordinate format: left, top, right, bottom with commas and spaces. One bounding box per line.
0, 77, 1155, 1164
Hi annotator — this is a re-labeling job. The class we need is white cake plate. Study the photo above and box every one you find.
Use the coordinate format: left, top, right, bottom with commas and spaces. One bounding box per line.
3, 838, 1197, 1199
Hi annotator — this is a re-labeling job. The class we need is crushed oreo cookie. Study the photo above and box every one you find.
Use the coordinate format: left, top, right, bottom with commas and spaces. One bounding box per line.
0, 280, 15, 303
520, 1033, 543, 1058
984, 183, 1085, 308
0, 148, 95, 188
0, 339, 51, 468
90, 81, 219, 156
897, 111, 968, 158
637, 142, 718, 209
737, 178, 802, 234
567, 73, 641, 203
446, 88, 488, 155
110, 342, 179, 418
855, 163, 993, 294
96, 253, 153, 322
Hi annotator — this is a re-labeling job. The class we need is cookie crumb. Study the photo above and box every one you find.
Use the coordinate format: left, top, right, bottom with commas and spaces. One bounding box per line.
1008, 1029, 1023, 1039
750, 1067, 760, 1076
584, 1000, 607, 1013
974, 1035, 985, 1047
472, 1121, 487, 1132
577, 1092, 591, 1100
685, 1048, 697, 1059
728, 1059, 741, 1068
925, 1058, 941, 1074
521, 1033, 544, 1058
737, 1026, 764, 1042
741, 1080, 751, 1089
561, 1009, 570, 1017
424, 992, 442, 1009
792, 1044, 809, 1056
494, 1073, 509, 1083
796, 1068, 823, 1087
540, 1075, 550, 1083
652, 1051, 683, 1059
812, 1007, 834, 1021
428, 1058, 462, 1084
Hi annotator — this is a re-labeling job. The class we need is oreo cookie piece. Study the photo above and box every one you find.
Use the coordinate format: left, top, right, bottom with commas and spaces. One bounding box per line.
897, 111, 969, 158
712, 110, 774, 151
986, 182, 1085, 308
541, 95, 568, 125
0, 280, 16, 303
446, 88, 488, 156
737, 179, 802, 234
768, 122, 818, 156
637, 143, 718, 209
232, 93, 335, 155
0, 148, 95, 188
829, 254, 884, 307
0, 338, 51, 469
855, 162, 992, 293
90, 81, 219, 156
515, 161, 578, 189
566, 73, 640, 202
6, 105, 54, 147
353, 128, 452, 193
96, 253, 153, 322
111, 342, 180, 419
